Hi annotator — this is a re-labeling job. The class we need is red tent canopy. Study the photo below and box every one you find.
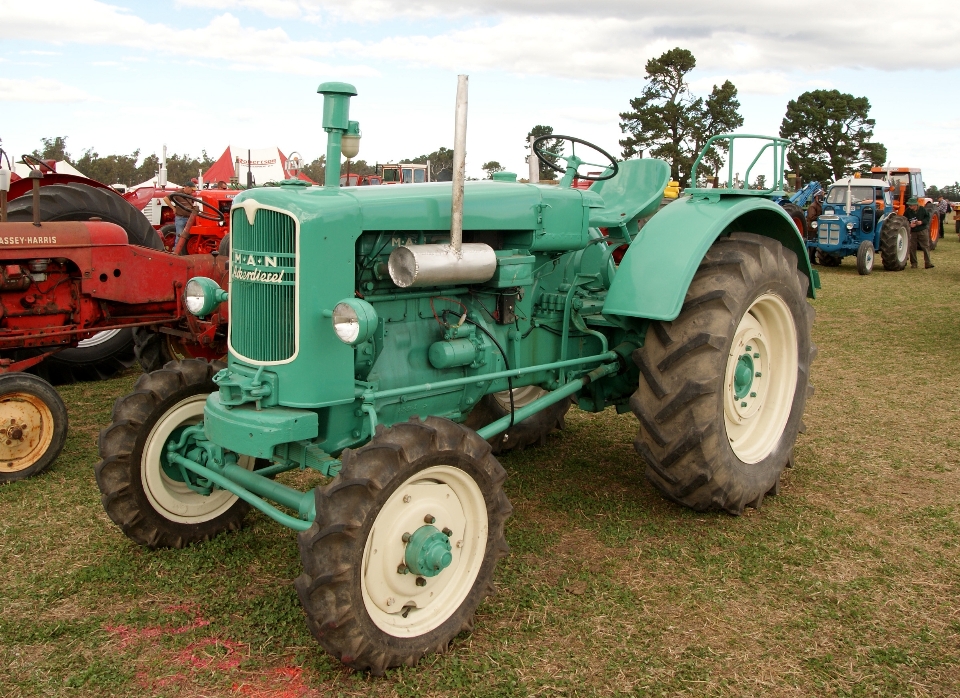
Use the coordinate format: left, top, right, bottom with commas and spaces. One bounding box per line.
202, 146, 315, 185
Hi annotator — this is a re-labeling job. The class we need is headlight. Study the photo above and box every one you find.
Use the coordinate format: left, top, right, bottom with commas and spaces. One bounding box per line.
331, 298, 378, 345
810, 221, 818, 229
185, 277, 228, 317
846, 222, 855, 231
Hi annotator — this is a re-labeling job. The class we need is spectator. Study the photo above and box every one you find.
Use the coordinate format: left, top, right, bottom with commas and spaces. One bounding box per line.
936, 196, 950, 233
903, 197, 933, 269
806, 190, 824, 227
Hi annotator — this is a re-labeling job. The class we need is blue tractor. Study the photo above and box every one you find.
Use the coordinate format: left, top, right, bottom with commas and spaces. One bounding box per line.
806, 177, 910, 274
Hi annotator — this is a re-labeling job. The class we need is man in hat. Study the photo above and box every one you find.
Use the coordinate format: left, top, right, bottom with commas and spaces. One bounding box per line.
903, 197, 933, 269
806, 189, 824, 228
163, 183, 198, 251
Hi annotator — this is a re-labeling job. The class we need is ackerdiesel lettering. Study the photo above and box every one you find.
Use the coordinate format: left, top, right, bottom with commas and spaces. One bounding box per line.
232, 267, 286, 284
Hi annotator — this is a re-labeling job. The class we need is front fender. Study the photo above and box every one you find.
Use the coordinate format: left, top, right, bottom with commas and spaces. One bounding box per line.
602, 196, 816, 322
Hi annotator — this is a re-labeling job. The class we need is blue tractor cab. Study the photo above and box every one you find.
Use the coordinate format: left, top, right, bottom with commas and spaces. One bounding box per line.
807, 177, 909, 274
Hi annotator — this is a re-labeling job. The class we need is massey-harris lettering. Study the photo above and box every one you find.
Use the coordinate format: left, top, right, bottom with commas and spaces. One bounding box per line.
0, 236, 58, 245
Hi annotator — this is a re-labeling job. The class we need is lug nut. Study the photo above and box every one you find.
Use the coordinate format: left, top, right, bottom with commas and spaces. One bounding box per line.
745, 345, 752, 351
402, 495, 411, 503
386, 597, 395, 607
424, 514, 436, 524
753, 352, 760, 358
401, 532, 411, 543
442, 527, 453, 537
397, 563, 409, 575
416, 576, 427, 587
755, 371, 762, 378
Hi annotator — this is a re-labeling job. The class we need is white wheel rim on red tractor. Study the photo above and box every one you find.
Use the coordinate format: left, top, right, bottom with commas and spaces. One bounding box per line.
723, 293, 798, 464
361, 465, 488, 637
141, 394, 254, 523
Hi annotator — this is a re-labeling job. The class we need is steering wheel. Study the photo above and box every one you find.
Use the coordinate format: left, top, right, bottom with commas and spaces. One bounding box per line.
169, 192, 224, 223
20, 154, 57, 174
532, 135, 619, 183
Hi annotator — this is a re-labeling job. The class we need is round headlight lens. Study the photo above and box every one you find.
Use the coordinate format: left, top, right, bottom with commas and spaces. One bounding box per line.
333, 302, 360, 344
185, 279, 206, 315
846, 221, 855, 231
810, 221, 818, 229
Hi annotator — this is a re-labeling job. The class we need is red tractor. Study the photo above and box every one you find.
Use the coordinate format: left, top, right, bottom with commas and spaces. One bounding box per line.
0, 149, 230, 482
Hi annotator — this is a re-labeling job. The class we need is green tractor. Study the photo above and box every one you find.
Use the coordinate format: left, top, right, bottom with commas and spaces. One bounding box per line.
96, 80, 818, 674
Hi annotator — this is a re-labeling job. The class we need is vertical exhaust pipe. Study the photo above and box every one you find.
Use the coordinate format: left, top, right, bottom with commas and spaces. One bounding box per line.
450, 75, 468, 255
528, 135, 539, 184
387, 74, 496, 288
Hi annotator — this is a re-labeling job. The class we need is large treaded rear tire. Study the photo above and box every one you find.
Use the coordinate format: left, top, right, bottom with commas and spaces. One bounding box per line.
295, 417, 511, 675
880, 215, 909, 271
7, 183, 162, 250
95, 359, 253, 549
631, 233, 815, 515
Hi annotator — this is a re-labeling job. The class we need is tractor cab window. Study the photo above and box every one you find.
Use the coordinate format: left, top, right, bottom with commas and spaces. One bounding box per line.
413, 169, 426, 183
368, 176, 382, 185
826, 186, 875, 205
911, 173, 925, 198
402, 168, 414, 183
382, 169, 399, 182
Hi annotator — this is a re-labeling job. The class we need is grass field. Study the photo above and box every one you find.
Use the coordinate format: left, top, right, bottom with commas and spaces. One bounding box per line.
3, 221, 960, 697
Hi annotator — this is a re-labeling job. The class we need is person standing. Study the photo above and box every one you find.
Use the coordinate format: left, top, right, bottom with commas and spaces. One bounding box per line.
163, 183, 198, 250
936, 196, 950, 233
904, 197, 933, 269
806, 190, 824, 227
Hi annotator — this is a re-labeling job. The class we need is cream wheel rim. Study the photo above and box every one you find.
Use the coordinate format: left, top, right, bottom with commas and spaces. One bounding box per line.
0, 392, 55, 473
142, 394, 253, 523
492, 385, 545, 412
897, 229, 908, 265
361, 465, 488, 637
723, 293, 798, 464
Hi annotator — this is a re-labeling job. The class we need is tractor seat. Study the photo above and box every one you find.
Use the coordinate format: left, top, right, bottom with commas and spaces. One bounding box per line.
587, 158, 671, 229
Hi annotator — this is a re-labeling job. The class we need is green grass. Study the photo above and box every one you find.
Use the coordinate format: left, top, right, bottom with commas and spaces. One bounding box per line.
4, 222, 960, 696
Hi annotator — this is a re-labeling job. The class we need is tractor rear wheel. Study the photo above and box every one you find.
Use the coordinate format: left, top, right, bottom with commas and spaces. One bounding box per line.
0, 373, 68, 483
96, 359, 256, 549
780, 202, 807, 238
464, 386, 570, 454
856, 240, 874, 275
7, 183, 163, 383
880, 215, 909, 271
631, 233, 815, 515
295, 417, 511, 675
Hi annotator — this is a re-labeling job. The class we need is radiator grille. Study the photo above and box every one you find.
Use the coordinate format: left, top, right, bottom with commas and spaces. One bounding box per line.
228, 207, 297, 363
818, 221, 841, 245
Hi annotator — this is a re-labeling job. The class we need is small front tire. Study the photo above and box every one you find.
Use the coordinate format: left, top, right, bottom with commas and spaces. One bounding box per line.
856, 240, 875, 275
95, 359, 254, 549
295, 417, 511, 675
0, 373, 68, 483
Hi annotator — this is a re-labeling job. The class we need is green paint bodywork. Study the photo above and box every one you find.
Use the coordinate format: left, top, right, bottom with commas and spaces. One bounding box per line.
172, 88, 816, 532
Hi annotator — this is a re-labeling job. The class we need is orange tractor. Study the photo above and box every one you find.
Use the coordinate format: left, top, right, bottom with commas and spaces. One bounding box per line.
870, 166, 941, 248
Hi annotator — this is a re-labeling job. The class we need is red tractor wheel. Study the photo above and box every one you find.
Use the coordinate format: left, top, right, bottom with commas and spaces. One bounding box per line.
926, 203, 940, 250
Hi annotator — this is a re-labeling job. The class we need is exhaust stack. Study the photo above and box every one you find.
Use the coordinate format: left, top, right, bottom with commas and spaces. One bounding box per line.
388, 74, 496, 288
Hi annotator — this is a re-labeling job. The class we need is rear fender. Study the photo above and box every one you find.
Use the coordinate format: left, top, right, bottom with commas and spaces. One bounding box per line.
602, 196, 816, 322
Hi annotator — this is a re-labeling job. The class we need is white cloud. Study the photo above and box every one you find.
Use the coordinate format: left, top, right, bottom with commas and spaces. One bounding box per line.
0, 77, 90, 102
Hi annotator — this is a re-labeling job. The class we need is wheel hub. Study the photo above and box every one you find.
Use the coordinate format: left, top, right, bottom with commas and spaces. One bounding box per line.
403, 524, 453, 577
0, 393, 52, 472
733, 353, 755, 400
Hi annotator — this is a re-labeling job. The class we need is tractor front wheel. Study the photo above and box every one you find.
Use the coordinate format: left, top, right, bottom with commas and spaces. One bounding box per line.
631, 233, 815, 514
856, 240, 875, 275
816, 250, 842, 266
880, 215, 909, 271
295, 417, 511, 675
95, 359, 255, 549
0, 373, 68, 483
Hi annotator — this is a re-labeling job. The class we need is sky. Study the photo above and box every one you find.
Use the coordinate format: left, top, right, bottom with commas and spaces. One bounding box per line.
2, 0, 959, 186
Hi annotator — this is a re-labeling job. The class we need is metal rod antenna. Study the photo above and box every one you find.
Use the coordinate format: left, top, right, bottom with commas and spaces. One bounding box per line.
450, 75, 468, 255
528, 135, 539, 183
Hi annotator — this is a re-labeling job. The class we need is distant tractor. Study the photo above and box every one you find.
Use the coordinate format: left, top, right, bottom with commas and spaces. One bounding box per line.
380, 162, 432, 183
870, 166, 940, 249
96, 81, 817, 675
807, 177, 909, 274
